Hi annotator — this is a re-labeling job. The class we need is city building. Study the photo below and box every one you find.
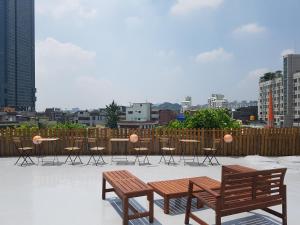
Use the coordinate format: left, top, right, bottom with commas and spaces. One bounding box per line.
126, 103, 151, 121
208, 94, 228, 108
228, 100, 258, 109
258, 71, 284, 127
232, 106, 258, 124
293, 72, 300, 127
0, 0, 36, 111
283, 54, 300, 127
45, 108, 64, 122
181, 96, 192, 112
158, 109, 177, 125
73, 110, 107, 127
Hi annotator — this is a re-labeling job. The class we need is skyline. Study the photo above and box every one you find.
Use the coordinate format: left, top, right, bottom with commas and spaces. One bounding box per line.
35, 0, 300, 111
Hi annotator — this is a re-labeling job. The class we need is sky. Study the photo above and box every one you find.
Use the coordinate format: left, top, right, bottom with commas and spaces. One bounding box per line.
35, 0, 300, 111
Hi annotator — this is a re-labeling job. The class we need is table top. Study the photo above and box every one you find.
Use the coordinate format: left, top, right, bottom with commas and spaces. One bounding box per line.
179, 139, 200, 143
110, 138, 129, 142
148, 176, 220, 196
39, 138, 60, 141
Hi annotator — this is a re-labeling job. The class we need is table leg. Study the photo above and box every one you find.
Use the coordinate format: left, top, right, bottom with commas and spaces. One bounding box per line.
123, 196, 129, 225
148, 192, 154, 223
102, 177, 106, 200
164, 196, 170, 214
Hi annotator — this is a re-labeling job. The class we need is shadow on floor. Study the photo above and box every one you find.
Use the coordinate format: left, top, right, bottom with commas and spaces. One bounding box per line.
154, 197, 207, 216
221, 212, 281, 225
107, 197, 162, 225
186, 212, 281, 225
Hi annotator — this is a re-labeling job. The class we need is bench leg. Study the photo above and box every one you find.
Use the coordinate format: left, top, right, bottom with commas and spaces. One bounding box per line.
102, 177, 106, 200
148, 192, 154, 223
215, 213, 221, 225
164, 197, 170, 214
282, 187, 287, 225
196, 198, 204, 208
123, 197, 129, 225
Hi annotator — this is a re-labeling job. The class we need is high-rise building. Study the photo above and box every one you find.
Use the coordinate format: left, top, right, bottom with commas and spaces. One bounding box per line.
208, 94, 228, 108
283, 54, 300, 127
258, 71, 284, 127
0, 0, 35, 111
293, 72, 300, 126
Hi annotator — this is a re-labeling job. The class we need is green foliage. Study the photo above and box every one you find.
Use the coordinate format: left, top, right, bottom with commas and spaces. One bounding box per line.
168, 108, 241, 129
18, 122, 38, 130
105, 100, 120, 128
50, 122, 86, 129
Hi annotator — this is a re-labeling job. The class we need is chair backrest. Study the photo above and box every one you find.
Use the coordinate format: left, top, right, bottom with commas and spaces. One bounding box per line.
137, 137, 151, 149
212, 138, 221, 149
220, 166, 287, 210
12, 137, 22, 148
70, 137, 84, 149
87, 137, 106, 148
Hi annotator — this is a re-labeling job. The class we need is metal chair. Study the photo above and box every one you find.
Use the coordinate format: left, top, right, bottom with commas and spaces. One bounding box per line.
133, 138, 151, 165
86, 138, 106, 165
13, 137, 35, 166
202, 138, 221, 165
64, 137, 84, 165
159, 137, 176, 165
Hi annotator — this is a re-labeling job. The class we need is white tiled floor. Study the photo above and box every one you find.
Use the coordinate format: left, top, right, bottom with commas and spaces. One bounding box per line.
0, 156, 299, 225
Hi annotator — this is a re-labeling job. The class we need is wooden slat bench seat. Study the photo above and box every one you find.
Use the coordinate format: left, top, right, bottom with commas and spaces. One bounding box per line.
148, 176, 220, 214
185, 166, 287, 225
102, 170, 154, 225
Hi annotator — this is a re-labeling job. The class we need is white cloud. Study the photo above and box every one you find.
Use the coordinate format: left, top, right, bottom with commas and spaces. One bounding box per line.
238, 68, 269, 88
170, 0, 223, 16
195, 48, 233, 63
125, 16, 143, 29
236, 68, 269, 100
36, 38, 116, 110
233, 23, 266, 36
36, 0, 97, 19
281, 48, 295, 57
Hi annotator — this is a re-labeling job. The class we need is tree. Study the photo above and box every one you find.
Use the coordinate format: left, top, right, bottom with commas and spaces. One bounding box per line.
168, 108, 240, 129
105, 100, 120, 128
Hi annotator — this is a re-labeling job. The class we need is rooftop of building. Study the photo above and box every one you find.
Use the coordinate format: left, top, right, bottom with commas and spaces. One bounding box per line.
0, 155, 299, 225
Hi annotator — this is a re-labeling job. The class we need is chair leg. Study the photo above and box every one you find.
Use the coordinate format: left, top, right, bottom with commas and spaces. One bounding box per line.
87, 155, 93, 165
97, 153, 106, 165
65, 155, 71, 164
15, 156, 22, 165
202, 155, 209, 164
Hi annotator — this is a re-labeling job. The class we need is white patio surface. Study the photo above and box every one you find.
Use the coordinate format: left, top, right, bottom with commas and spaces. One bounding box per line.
0, 155, 299, 225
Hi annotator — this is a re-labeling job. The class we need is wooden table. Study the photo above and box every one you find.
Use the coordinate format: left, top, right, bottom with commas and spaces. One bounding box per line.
36, 138, 60, 165
109, 138, 129, 163
102, 170, 154, 225
179, 139, 200, 165
148, 176, 220, 214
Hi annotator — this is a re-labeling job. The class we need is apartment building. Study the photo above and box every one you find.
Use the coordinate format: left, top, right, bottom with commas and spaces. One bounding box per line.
258, 71, 284, 127
208, 94, 228, 108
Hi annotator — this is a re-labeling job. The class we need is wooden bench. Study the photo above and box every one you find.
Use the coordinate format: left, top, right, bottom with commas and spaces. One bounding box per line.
185, 166, 287, 225
102, 170, 154, 225
148, 176, 220, 214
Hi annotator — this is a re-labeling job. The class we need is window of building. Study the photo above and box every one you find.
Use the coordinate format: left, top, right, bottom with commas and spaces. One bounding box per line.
128, 111, 133, 114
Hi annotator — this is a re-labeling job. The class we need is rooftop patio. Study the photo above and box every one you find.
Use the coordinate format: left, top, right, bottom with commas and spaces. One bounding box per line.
0, 155, 299, 225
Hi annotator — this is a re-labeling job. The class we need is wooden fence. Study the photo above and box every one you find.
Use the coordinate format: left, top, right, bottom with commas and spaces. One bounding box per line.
0, 128, 300, 157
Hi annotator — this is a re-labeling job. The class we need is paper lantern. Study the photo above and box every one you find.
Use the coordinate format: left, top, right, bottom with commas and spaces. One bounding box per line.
129, 134, 139, 143
33, 135, 42, 144
224, 134, 233, 143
